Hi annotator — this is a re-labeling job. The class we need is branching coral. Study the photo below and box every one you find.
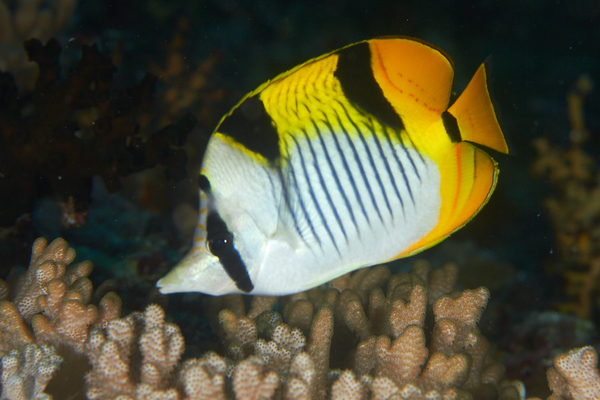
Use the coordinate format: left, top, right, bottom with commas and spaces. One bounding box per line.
0, 0, 77, 89
531, 74, 599, 319
0, 39, 197, 227
8, 237, 597, 399
85, 304, 184, 399
1, 343, 62, 400
545, 346, 600, 400
0, 237, 121, 399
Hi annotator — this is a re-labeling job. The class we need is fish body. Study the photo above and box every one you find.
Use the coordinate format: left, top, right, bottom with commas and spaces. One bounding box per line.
157, 36, 509, 296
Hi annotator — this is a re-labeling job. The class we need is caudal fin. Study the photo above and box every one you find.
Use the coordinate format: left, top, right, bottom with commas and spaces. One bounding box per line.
447, 62, 510, 154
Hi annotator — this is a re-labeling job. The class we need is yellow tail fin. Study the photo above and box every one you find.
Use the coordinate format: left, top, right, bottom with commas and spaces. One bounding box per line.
447, 62, 510, 154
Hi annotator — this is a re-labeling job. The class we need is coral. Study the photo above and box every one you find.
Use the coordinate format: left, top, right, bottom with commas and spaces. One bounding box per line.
85, 304, 184, 399
0, 237, 121, 399
531, 74, 599, 319
0, 39, 197, 227
2, 237, 564, 399
201, 260, 517, 400
0, 343, 62, 400
148, 17, 226, 131
546, 346, 600, 400
0, 0, 77, 89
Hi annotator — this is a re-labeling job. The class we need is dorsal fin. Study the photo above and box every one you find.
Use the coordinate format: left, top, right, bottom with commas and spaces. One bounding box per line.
447, 62, 509, 154
369, 37, 454, 127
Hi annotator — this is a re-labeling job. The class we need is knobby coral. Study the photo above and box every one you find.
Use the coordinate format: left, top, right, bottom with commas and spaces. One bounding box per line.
0, 0, 77, 89
0, 237, 598, 399
531, 75, 599, 319
0, 39, 197, 227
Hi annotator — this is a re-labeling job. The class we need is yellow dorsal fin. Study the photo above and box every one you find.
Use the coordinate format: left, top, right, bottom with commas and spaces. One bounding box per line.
447, 62, 510, 154
369, 38, 454, 126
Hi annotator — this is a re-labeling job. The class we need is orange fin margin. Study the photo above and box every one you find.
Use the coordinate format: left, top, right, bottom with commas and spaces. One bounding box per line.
447, 62, 509, 154
396, 142, 498, 258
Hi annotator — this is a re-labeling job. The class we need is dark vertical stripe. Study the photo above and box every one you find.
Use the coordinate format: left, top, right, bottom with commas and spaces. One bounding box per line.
217, 96, 280, 162
403, 130, 427, 167
288, 159, 322, 248
322, 115, 362, 233
206, 212, 253, 292
393, 129, 422, 184
356, 124, 393, 219
301, 126, 348, 245
338, 102, 384, 224
311, 118, 357, 237
275, 167, 307, 246
329, 109, 370, 226
366, 120, 405, 216
382, 125, 415, 206
290, 135, 340, 255
335, 42, 404, 131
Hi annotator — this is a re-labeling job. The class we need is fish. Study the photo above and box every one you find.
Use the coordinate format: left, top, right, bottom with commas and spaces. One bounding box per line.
157, 36, 510, 296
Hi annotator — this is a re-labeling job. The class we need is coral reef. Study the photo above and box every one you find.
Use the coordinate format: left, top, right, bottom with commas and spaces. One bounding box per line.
531, 75, 598, 319
0, 0, 77, 89
0, 237, 544, 399
0, 39, 197, 228
545, 346, 600, 400
2, 238, 599, 399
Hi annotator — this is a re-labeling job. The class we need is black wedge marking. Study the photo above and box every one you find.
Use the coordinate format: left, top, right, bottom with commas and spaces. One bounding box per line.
218, 96, 280, 162
367, 120, 405, 216
335, 42, 404, 131
442, 111, 462, 143
206, 212, 253, 293
322, 115, 360, 233
338, 102, 384, 224
382, 125, 415, 206
291, 134, 340, 255
330, 106, 370, 226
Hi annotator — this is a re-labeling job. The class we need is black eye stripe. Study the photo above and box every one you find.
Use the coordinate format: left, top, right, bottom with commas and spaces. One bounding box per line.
206, 212, 253, 292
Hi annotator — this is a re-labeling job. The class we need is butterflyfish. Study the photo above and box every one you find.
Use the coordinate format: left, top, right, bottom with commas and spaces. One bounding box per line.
157, 36, 509, 296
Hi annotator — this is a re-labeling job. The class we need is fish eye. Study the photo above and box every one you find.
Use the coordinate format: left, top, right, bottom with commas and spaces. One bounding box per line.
208, 232, 233, 256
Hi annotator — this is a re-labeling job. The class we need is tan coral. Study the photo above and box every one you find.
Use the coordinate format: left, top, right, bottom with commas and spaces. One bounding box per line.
282, 352, 315, 400
85, 304, 185, 399
0, 301, 35, 357
232, 356, 279, 400
0, 0, 77, 89
0, 343, 62, 400
179, 352, 228, 400
254, 323, 305, 380
13, 237, 76, 321
331, 370, 367, 400
2, 237, 527, 400
307, 303, 334, 400
219, 309, 258, 361
547, 346, 600, 400
7, 238, 121, 353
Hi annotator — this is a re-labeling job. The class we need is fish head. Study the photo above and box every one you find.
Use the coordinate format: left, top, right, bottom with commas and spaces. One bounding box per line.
157, 134, 277, 296
157, 192, 270, 296
156, 245, 236, 295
